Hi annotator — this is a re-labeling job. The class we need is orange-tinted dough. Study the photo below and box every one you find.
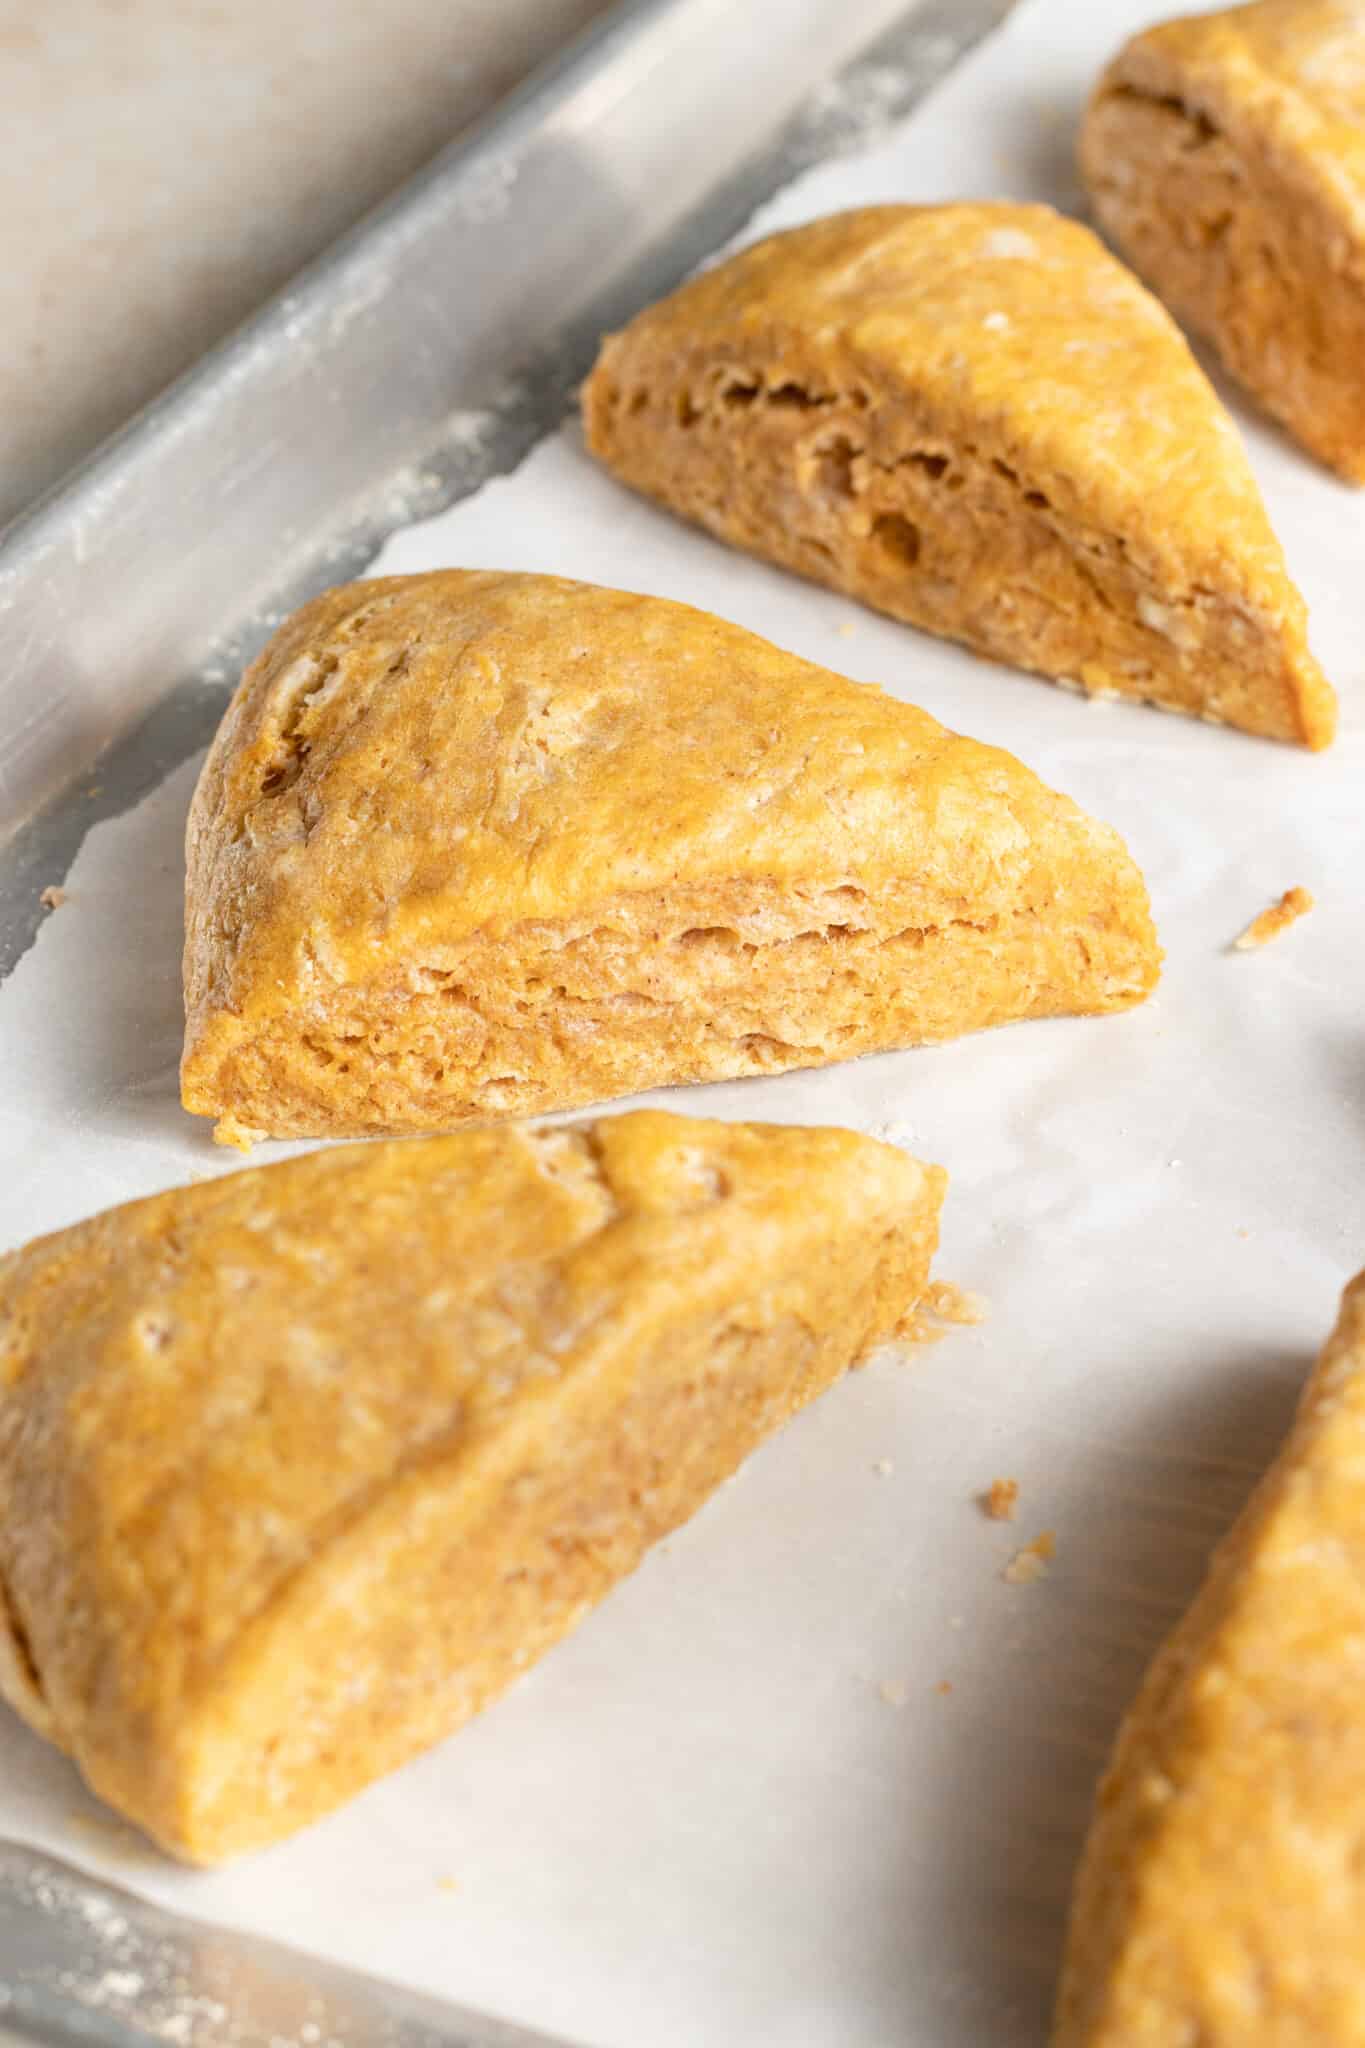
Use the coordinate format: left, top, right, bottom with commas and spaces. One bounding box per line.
0, 1110, 944, 1863
1083, 0, 1365, 484
584, 203, 1333, 746
182, 570, 1159, 1141
1056, 1268, 1365, 2045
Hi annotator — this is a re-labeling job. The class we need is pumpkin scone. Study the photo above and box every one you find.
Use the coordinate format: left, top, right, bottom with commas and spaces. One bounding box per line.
1055, 1267, 1365, 2046
582, 204, 1334, 748
182, 570, 1158, 1143
0, 1109, 945, 1863
1082, 0, 1365, 485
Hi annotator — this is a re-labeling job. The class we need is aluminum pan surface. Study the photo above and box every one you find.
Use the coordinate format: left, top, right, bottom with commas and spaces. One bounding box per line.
0, 1843, 584, 2048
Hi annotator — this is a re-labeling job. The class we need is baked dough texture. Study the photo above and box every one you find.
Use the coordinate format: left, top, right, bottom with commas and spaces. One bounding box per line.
181, 569, 1159, 1141
583, 203, 1334, 748
0, 1109, 945, 1863
1055, 1267, 1365, 2046
1082, 0, 1365, 486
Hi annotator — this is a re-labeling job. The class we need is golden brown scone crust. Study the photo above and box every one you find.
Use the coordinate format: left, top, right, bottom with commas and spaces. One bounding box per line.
0, 1109, 945, 1864
1082, 0, 1365, 485
1055, 1269, 1365, 2046
181, 569, 1159, 1140
583, 203, 1333, 748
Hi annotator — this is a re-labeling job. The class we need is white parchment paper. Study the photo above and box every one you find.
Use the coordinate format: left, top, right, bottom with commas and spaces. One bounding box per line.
3, 3, 1365, 2042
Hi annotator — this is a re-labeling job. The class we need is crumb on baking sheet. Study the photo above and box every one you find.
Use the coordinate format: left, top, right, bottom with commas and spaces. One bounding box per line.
437, 1875, 460, 1894
923, 1280, 989, 1325
871, 1116, 919, 1149
213, 1115, 266, 1154
1003, 1530, 1056, 1585
40, 885, 67, 910
873, 1458, 894, 1477
982, 1477, 1019, 1521
894, 1278, 989, 1349
1233, 886, 1314, 951
837, 621, 857, 638
934, 1680, 953, 1697
877, 1678, 909, 1708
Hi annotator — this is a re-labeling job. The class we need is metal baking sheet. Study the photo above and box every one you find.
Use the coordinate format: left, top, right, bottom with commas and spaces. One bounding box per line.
0, 1842, 583, 2048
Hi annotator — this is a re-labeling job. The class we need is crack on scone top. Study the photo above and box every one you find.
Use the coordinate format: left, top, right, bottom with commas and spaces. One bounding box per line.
532, 1122, 622, 1227
1104, 82, 1219, 147
545, 1109, 732, 1216
0, 1560, 48, 1711
259, 645, 413, 803
259, 653, 342, 799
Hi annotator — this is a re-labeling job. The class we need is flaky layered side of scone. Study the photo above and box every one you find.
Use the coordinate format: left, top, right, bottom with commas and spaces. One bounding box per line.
0, 1110, 945, 1863
1082, 0, 1365, 485
583, 203, 1334, 747
1055, 1268, 1365, 2046
182, 570, 1159, 1141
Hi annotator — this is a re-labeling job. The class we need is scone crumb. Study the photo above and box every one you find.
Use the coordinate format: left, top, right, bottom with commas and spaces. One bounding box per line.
39, 885, 67, 910
894, 1279, 988, 1348
873, 1458, 894, 1477
923, 1280, 989, 1325
934, 1679, 953, 1697
837, 621, 858, 638
1003, 1529, 1056, 1585
437, 1875, 461, 1894
872, 1116, 920, 1150
893, 1311, 948, 1348
212, 1115, 267, 1154
878, 1678, 910, 1708
982, 1477, 1019, 1521
1234, 887, 1314, 951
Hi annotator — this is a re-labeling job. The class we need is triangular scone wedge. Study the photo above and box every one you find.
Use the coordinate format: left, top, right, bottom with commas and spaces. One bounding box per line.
583, 203, 1334, 748
0, 1110, 944, 1862
1083, 0, 1365, 486
182, 570, 1158, 1141
1056, 1269, 1365, 2046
